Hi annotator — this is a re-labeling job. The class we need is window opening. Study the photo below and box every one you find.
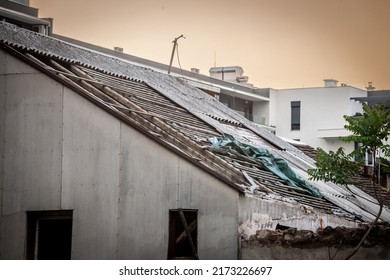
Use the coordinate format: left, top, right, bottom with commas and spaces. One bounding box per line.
168, 209, 198, 260
354, 142, 363, 162
26, 210, 73, 260
366, 150, 373, 166
291, 101, 301, 130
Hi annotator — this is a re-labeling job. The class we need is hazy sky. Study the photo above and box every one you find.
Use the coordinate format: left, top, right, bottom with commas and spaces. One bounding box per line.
30, 0, 390, 90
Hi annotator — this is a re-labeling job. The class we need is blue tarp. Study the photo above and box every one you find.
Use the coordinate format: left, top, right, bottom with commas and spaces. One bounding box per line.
209, 134, 323, 198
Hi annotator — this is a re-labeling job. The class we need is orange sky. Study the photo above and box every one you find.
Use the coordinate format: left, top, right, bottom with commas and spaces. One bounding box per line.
30, 0, 390, 90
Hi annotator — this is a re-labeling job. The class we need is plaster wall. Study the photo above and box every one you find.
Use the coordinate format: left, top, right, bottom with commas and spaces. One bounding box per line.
274, 86, 367, 153
268, 89, 278, 127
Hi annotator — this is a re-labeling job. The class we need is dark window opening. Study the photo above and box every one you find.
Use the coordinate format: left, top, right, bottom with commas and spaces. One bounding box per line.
291, 101, 301, 130
367, 150, 373, 165
218, 93, 253, 120
354, 142, 363, 162
26, 210, 73, 260
168, 209, 198, 260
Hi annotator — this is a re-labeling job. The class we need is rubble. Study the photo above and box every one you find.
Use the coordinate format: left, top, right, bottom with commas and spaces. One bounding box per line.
245, 223, 390, 249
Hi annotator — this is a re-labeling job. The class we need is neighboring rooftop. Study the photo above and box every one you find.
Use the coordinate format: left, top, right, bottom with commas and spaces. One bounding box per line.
0, 0, 51, 34
352, 89, 390, 109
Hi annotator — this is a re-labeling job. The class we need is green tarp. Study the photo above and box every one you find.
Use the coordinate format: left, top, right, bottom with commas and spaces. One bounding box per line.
209, 134, 323, 198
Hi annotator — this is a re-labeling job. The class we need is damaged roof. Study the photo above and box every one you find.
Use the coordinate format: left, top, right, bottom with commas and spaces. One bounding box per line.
1, 21, 389, 223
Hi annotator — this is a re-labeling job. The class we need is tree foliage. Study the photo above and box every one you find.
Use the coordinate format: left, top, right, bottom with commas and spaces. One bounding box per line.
307, 103, 390, 260
309, 104, 390, 185
308, 147, 361, 186
381, 157, 390, 174
342, 104, 390, 159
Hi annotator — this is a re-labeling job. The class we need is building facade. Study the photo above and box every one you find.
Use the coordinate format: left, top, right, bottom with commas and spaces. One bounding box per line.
0, 0, 51, 34
271, 80, 367, 154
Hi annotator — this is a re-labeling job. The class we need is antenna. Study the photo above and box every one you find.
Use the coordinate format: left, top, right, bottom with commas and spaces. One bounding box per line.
214, 50, 216, 67
168, 34, 185, 74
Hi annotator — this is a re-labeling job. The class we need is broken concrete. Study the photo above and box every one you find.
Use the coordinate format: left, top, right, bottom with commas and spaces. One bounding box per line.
241, 223, 390, 259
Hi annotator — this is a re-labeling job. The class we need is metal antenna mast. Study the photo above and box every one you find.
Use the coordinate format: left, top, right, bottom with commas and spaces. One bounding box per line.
168, 34, 185, 74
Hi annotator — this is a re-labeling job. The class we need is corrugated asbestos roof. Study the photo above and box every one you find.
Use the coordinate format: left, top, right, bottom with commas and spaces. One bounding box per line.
1, 21, 389, 223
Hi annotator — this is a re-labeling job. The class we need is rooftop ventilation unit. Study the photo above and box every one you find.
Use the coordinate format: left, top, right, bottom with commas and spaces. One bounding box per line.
191, 68, 200, 74
323, 79, 338, 87
236, 76, 249, 83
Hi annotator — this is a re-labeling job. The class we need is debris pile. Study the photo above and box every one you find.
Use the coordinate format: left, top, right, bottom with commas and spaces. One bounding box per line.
244, 223, 390, 249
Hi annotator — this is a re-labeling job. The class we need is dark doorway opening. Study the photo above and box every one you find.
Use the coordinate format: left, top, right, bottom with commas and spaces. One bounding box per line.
26, 210, 73, 260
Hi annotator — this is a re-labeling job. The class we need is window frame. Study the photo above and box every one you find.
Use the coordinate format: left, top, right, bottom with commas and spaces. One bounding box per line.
291, 101, 301, 130
167, 208, 198, 260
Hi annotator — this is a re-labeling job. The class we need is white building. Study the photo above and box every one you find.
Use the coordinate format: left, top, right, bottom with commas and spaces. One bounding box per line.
270, 79, 367, 154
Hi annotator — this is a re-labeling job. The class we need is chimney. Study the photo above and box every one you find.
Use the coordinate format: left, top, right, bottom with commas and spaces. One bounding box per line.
323, 79, 338, 87
114, 47, 123, 53
366, 82, 376, 91
191, 68, 200, 74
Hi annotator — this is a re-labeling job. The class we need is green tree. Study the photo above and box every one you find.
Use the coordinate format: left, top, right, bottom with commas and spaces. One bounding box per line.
308, 104, 390, 259
308, 147, 361, 186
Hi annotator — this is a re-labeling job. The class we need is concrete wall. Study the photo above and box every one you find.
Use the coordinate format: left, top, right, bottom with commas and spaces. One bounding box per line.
0, 50, 64, 259
118, 121, 239, 260
241, 243, 390, 260
0, 50, 240, 260
0, 55, 5, 259
274, 86, 367, 153
61, 87, 121, 259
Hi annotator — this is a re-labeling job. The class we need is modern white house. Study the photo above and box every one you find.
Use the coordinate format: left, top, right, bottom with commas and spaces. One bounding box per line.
270, 79, 368, 154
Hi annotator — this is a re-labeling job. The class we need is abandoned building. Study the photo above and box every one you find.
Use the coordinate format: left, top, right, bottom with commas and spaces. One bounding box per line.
0, 22, 390, 260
